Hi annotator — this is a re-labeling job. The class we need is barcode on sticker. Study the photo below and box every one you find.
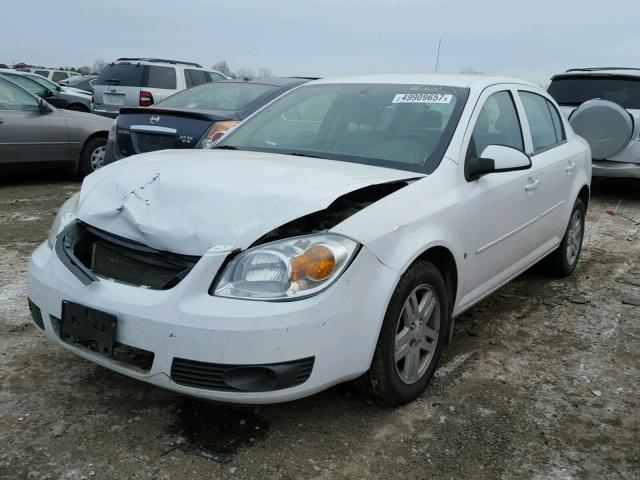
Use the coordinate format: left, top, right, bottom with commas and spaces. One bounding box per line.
392, 93, 453, 104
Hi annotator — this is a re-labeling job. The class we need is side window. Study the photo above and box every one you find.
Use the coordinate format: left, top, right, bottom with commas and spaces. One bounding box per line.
467, 91, 523, 161
147, 66, 177, 89
184, 69, 195, 89
546, 99, 566, 142
188, 69, 208, 87
52, 71, 68, 82
34, 70, 49, 77
0, 79, 41, 111
519, 91, 559, 153
209, 72, 225, 81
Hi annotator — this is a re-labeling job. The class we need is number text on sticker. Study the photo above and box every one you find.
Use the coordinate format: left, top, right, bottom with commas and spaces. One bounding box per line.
392, 93, 453, 104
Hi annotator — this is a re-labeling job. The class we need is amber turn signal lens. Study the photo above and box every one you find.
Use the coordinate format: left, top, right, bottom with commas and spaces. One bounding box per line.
290, 245, 336, 283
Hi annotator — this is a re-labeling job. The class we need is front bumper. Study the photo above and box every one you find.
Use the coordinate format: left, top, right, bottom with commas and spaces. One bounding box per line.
592, 160, 640, 178
28, 240, 398, 404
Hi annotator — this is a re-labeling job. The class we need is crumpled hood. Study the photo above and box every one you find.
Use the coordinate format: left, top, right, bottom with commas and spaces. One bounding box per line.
78, 149, 421, 255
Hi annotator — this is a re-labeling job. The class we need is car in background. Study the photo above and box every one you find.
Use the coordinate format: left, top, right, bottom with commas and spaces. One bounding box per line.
29, 74, 590, 405
28, 68, 80, 83
104, 77, 314, 164
0, 69, 92, 112
92, 58, 228, 118
59, 75, 97, 94
0, 76, 113, 175
548, 67, 640, 178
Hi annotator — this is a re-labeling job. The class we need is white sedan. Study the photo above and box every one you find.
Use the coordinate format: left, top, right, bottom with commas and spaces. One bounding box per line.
28, 74, 591, 405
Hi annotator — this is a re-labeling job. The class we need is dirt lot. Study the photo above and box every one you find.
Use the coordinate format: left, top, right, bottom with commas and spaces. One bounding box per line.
0, 174, 638, 480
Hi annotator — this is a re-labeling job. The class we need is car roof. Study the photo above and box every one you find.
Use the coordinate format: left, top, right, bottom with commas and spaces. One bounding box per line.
218, 77, 313, 87
552, 67, 640, 79
308, 73, 538, 90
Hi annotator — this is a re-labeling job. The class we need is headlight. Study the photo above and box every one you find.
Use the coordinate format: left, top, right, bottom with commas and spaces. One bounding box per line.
213, 234, 359, 300
47, 193, 80, 248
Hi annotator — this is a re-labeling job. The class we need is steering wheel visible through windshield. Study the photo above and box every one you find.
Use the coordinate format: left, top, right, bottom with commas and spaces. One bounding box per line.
215, 83, 469, 173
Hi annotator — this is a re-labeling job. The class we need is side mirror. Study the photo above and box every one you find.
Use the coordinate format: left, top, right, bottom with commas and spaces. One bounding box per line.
38, 99, 51, 113
465, 145, 531, 181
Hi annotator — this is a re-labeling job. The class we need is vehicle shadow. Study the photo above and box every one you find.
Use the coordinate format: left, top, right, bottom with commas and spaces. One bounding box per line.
590, 177, 639, 201
0, 169, 79, 187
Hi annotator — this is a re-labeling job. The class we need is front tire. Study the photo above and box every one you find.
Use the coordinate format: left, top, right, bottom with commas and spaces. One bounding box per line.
359, 260, 449, 405
545, 197, 586, 277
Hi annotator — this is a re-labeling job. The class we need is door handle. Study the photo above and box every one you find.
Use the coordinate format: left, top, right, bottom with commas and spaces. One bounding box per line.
524, 179, 541, 191
566, 161, 577, 172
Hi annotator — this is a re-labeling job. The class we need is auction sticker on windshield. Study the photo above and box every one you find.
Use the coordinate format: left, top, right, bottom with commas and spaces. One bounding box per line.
392, 93, 453, 104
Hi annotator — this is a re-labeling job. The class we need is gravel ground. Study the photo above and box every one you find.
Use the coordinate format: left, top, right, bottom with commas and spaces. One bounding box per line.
0, 173, 638, 480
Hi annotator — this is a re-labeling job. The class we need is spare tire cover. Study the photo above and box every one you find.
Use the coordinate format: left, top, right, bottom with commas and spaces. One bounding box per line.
569, 99, 633, 160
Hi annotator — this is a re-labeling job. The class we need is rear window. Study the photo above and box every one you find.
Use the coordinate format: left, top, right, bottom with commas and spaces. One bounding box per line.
95, 63, 177, 89
548, 76, 640, 109
34, 70, 49, 77
157, 82, 275, 111
95, 63, 145, 87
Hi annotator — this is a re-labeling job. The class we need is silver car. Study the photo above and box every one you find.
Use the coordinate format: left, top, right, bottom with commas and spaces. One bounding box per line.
0, 76, 113, 175
92, 58, 227, 118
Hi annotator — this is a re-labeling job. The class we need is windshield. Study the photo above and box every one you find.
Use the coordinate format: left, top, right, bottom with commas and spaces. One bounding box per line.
548, 76, 640, 109
215, 83, 468, 173
158, 82, 275, 111
1, 74, 46, 96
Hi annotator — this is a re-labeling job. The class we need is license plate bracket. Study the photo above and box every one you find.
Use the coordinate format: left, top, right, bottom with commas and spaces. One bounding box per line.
60, 301, 117, 357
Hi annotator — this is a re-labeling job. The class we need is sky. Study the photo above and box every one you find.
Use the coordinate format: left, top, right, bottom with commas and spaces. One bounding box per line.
1, 0, 639, 86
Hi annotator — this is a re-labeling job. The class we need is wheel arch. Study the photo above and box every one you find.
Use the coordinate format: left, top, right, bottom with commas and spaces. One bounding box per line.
577, 184, 590, 208
68, 103, 90, 112
394, 243, 459, 344
71, 132, 108, 174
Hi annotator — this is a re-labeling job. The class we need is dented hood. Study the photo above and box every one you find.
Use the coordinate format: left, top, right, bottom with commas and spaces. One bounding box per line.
78, 149, 420, 255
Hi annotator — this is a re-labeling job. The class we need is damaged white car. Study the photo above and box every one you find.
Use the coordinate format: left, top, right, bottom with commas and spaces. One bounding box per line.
28, 75, 591, 405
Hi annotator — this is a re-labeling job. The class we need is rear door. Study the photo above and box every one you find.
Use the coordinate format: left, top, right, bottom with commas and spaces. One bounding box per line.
0, 79, 69, 164
516, 89, 578, 244
92, 63, 145, 115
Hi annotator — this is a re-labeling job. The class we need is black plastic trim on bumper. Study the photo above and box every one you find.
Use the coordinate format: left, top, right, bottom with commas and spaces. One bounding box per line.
28, 298, 44, 330
170, 356, 315, 392
55, 222, 98, 285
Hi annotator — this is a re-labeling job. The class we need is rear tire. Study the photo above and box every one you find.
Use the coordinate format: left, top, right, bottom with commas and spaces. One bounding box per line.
358, 260, 449, 405
79, 137, 107, 177
545, 198, 586, 277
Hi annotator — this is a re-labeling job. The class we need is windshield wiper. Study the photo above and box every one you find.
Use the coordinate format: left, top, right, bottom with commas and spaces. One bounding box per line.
214, 145, 237, 150
104, 79, 121, 85
287, 152, 325, 159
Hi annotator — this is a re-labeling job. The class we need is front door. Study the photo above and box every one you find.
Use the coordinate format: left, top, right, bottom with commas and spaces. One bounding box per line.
457, 87, 545, 308
0, 79, 69, 164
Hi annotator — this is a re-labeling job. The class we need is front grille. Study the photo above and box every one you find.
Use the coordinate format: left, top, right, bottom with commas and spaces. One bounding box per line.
171, 357, 315, 392
59, 222, 199, 289
28, 298, 44, 330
